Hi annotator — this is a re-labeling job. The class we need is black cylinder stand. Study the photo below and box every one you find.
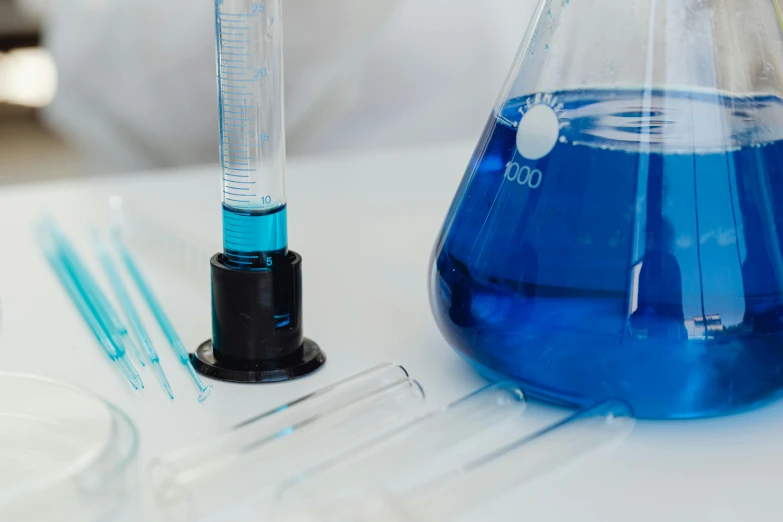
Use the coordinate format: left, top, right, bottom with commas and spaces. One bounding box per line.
192, 252, 326, 383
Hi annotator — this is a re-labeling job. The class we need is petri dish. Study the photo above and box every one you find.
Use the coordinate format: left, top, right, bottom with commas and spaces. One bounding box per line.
0, 373, 138, 521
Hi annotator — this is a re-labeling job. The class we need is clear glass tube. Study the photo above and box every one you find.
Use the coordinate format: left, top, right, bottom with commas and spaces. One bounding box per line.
215, 0, 287, 269
147, 364, 421, 521
413, 400, 635, 520
274, 401, 635, 522
277, 381, 527, 496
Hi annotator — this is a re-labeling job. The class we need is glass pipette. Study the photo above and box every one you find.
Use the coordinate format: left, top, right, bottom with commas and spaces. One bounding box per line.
94, 232, 174, 399
46, 223, 146, 369
44, 222, 144, 388
44, 249, 141, 389
38, 224, 142, 389
112, 230, 213, 403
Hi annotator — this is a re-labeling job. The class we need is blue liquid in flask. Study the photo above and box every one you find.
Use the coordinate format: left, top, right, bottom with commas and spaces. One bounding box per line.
430, 88, 783, 418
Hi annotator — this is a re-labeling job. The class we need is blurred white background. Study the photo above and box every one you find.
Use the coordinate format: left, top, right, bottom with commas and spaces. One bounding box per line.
0, 0, 533, 182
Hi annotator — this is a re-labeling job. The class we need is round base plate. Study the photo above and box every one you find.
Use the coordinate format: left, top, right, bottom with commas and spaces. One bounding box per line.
192, 338, 326, 383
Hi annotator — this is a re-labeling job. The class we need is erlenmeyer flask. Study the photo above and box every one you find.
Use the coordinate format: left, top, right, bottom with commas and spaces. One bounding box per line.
430, 0, 783, 419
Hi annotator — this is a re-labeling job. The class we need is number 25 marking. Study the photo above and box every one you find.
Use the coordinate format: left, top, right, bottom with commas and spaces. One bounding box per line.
252, 3, 265, 13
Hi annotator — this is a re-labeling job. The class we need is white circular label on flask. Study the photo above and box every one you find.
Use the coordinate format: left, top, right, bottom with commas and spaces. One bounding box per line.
516, 104, 560, 160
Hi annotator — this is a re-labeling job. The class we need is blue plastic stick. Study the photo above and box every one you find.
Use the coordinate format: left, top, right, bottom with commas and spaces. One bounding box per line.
47, 225, 146, 368
94, 232, 174, 399
112, 231, 213, 402
42, 221, 144, 389
41, 239, 141, 390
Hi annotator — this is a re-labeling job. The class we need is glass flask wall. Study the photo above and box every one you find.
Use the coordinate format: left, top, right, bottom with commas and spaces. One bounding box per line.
429, 0, 783, 418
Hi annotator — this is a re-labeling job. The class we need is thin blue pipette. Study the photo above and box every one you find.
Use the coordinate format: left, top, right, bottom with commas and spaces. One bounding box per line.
49, 225, 146, 369
43, 221, 144, 389
40, 237, 141, 389
112, 231, 213, 403
46, 227, 144, 390
94, 232, 175, 399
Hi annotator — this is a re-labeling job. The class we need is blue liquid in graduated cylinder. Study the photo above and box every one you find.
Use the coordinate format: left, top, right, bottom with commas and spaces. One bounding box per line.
223, 203, 290, 327
223, 203, 288, 269
431, 88, 783, 418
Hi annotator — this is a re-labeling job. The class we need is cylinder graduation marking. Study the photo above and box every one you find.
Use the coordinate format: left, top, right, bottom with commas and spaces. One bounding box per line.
216, 2, 268, 208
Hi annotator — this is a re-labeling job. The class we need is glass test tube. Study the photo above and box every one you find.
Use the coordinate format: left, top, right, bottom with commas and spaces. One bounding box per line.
412, 400, 636, 520
148, 364, 421, 521
278, 381, 528, 496
275, 400, 635, 522
215, 0, 288, 269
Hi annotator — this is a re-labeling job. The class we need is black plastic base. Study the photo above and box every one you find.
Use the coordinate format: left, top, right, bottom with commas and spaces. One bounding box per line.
194, 250, 326, 383
192, 338, 325, 383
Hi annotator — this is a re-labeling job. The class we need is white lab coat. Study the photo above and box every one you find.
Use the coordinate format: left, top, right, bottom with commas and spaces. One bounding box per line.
17, 0, 532, 173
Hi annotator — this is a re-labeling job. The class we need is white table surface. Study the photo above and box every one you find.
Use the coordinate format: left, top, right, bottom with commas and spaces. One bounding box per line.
1, 141, 781, 521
